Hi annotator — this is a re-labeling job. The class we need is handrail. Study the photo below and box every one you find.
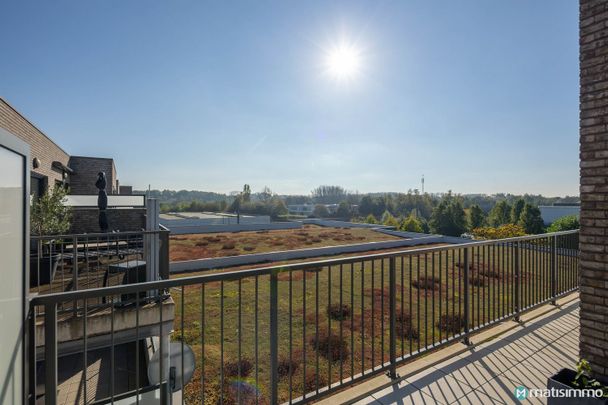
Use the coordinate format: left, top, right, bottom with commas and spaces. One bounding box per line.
31, 229, 162, 241
29, 230, 579, 305
30, 229, 580, 405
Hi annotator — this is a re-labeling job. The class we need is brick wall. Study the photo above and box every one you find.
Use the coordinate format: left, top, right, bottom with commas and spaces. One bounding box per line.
0, 97, 70, 187
69, 156, 118, 195
579, 0, 608, 383
70, 208, 146, 234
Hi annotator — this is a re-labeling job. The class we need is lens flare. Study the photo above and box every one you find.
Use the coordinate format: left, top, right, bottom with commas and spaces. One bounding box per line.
228, 379, 262, 403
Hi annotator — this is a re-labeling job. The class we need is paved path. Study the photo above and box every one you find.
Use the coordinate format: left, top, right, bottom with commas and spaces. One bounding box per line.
338, 298, 580, 404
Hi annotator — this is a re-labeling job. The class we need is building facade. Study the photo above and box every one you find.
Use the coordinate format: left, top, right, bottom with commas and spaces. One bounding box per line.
538, 205, 580, 225
69, 156, 118, 195
0, 98, 71, 198
0, 97, 125, 198
579, 0, 608, 383
0, 97, 145, 233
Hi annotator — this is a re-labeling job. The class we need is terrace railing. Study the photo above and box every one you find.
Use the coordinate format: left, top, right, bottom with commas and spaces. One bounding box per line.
30, 229, 170, 309
28, 230, 579, 405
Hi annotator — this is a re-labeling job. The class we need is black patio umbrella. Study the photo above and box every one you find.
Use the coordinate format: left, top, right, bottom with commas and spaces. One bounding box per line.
95, 172, 109, 232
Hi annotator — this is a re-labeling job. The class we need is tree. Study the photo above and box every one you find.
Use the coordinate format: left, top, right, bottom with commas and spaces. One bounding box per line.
311, 185, 348, 204
227, 194, 241, 213
394, 191, 434, 219
547, 215, 580, 232
365, 214, 377, 224
358, 196, 374, 217
31, 186, 72, 235
511, 199, 525, 223
380, 210, 393, 224
419, 217, 430, 233
429, 194, 467, 236
241, 184, 251, 203
259, 186, 273, 202
270, 198, 288, 219
336, 201, 351, 219
469, 204, 485, 230
488, 201, 512, 227
382, 211, 400, 228
313, 204, 330, 218
400, 215, 424, 233
518, 203, 544, 234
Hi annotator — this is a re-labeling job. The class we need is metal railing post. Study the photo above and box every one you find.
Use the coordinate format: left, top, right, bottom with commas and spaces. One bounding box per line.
462, 248, 471, 346
44, 303, 57, 405
514, 241, 521, 322
388, 257, 398, 379
270, 271, 279, 405
72, 236, 78, 289
28, 306, 36, 405
72, 237, 78, 314
158, 230, 170, 280
551, 235, 557, 305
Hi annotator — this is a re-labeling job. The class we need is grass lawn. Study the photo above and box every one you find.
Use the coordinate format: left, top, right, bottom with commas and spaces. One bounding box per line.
169, 225, 401, 261
170, 242, 578, 404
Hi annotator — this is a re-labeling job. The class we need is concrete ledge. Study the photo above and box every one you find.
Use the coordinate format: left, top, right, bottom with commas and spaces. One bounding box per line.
166, 222, 302, 235
300, 219, 393, 229
169, 236, 452, 273
161, 215, 271, 227
35, 297, 175, 357
375, 228, 470, 244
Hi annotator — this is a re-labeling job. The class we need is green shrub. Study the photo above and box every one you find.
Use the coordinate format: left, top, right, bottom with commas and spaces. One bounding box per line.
400, 215, 424, 233
547, 215, 579, 232
30, 186, 72, 236
471, 224, 526, 240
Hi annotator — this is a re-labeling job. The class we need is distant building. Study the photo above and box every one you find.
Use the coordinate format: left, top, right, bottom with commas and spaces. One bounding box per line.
119, 185, 133, 195
539, 205, 580, 225
325, 203, 339, 214
288, 203, 340, 216
288, 203, 315, 216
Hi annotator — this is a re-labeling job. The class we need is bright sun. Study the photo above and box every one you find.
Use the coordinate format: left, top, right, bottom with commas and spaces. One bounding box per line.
325, 44, 361, 81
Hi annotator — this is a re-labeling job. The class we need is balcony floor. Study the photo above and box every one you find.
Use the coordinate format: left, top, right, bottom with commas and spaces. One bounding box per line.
319, 294, 579, 405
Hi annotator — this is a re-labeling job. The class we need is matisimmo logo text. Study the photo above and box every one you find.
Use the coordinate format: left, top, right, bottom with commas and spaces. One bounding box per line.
514, 386, 605, 400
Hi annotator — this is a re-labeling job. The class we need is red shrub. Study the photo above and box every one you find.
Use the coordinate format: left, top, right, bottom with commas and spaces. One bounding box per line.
304, 371, 327, 393
470, 276, 486, 287
224, 358, 253, 378
309, 332, 349, 362
395, 312, 419, 340
327, 304, 351, 321
222, 242, 236, 250
277, 357, 299, 378
411, 276, 441, 291
436, 314, 465, 334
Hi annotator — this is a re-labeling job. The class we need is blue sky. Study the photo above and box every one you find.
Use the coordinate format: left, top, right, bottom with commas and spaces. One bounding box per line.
0, 1, 579, 196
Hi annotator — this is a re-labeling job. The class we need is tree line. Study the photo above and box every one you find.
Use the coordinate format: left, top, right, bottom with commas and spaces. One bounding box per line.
141, 185, 579, 235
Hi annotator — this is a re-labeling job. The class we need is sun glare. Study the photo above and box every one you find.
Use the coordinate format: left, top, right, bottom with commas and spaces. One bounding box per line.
325, 44, 361, 81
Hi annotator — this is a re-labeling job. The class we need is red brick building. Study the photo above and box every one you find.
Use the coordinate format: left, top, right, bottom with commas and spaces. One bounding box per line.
0, 97, 125, 197
579, 0, 608, 383
0, 97, 145, 233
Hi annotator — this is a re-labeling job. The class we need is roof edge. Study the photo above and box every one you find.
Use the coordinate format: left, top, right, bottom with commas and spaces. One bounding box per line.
0, 96, 70, 157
